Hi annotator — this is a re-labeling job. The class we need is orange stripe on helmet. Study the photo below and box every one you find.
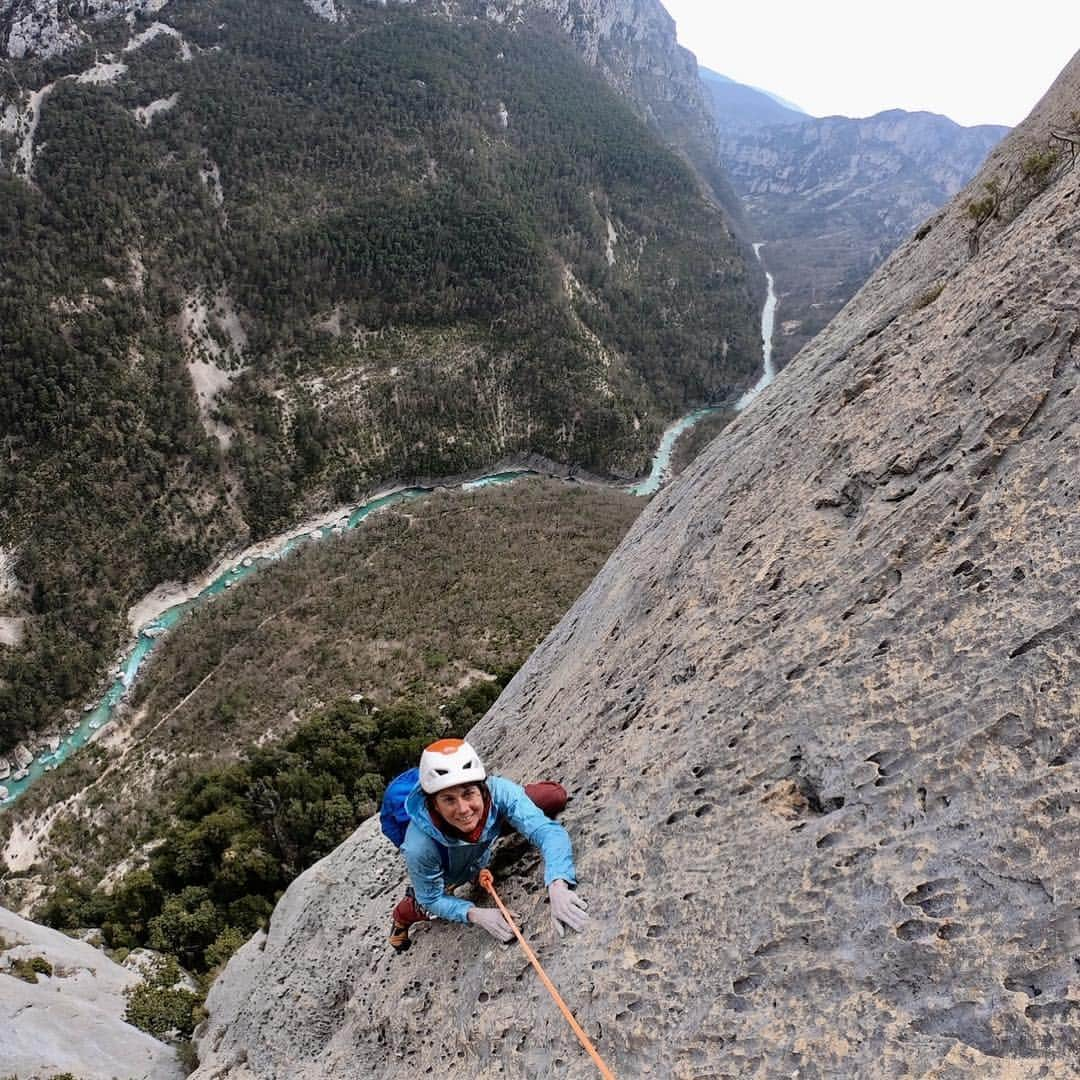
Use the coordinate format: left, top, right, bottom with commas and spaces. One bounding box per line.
425, 738, 466, 755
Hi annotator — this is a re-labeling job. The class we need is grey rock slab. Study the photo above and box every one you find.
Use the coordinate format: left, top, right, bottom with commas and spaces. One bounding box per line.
0, 905, 184, 1080
195, 46, 1080, 1080
1, 0, 167, 59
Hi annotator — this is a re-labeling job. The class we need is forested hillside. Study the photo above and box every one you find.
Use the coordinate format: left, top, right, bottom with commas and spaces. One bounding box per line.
0, 0, 763, 751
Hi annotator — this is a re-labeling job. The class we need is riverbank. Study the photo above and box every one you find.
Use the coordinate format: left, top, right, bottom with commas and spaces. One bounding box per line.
735, 242, 778, 411
3, 457, 646, 811
125, 453, 619, 634
126, 493, 405, 634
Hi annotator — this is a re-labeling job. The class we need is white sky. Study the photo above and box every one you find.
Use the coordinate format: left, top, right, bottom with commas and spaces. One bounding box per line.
661, 1, 1080, 127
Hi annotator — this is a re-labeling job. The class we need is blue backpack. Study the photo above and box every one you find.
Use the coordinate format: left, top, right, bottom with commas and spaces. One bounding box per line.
380, 767, 420, 848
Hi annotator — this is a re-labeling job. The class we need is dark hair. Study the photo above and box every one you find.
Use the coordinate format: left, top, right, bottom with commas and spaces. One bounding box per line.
427, 779, 488, 806
426, 780, 490, 834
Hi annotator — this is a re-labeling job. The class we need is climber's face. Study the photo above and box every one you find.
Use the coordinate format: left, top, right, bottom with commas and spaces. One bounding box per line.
434, 783, 485, 833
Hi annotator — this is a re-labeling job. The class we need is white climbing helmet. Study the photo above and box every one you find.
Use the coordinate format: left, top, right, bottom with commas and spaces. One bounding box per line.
419, 738, 487, 794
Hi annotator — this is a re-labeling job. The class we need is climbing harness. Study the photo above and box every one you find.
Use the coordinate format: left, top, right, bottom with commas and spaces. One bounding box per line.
477, 869, 617, 1080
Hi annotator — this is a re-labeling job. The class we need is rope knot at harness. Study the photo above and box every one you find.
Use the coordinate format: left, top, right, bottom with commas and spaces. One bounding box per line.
476, 869, 617, 1080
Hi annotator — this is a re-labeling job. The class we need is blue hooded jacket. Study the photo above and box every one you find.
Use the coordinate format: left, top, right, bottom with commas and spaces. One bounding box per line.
401, 776, 577, 923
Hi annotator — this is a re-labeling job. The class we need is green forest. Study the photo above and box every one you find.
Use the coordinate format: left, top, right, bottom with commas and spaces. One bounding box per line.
0, 0, 761, 751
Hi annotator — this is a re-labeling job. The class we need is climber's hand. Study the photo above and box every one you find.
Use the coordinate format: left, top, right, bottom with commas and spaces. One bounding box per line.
549, 879, 588, 937
468, 905, 516, 943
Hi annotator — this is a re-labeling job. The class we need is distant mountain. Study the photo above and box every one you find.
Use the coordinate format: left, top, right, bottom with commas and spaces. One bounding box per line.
705, 73, 1008, 367
699, 66, 805, 128
0, 0, 764, 752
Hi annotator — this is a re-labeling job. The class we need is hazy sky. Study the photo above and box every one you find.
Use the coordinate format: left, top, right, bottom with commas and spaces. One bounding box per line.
660, 1, 1080, 127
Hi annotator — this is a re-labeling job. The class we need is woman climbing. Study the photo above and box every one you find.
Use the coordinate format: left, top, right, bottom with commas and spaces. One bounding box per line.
388, 738, 589, 952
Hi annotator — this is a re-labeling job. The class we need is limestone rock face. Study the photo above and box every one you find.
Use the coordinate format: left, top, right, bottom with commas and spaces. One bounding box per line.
2, 0, 82, 58
193, 48, 1080, 1079
0, 905, 184, 1079
0, 0, 166, 58
303, 0, 340, 19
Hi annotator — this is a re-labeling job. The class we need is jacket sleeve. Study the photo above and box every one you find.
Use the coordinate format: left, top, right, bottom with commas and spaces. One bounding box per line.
401, 828, 474, 924
491, 777, 577, 887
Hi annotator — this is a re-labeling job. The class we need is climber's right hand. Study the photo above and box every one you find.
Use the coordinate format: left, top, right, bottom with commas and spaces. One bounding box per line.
467, 905, 516, 943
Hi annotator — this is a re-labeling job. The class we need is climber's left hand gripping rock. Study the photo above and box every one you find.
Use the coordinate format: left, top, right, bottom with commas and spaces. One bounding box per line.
549, 879, 588, 937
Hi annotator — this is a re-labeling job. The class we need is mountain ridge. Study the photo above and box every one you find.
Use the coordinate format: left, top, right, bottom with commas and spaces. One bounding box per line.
709, 82, 1009, 368
699, 65, 805, 128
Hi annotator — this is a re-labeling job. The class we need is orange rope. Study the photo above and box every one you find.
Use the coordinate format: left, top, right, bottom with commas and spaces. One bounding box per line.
477, 869, 617, 1080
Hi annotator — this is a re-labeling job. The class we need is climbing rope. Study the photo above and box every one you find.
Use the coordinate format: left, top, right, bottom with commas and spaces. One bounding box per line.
477, 869, 617, 1080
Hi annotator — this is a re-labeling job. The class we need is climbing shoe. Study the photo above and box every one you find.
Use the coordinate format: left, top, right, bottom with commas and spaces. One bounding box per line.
389, 921, 411, 953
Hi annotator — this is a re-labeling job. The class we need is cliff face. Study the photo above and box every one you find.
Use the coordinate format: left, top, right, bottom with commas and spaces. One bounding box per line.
713, 105, 1008, 368
0, 905, 183, 1079
192, 49, 1080, 1079
536, 0, 745, 219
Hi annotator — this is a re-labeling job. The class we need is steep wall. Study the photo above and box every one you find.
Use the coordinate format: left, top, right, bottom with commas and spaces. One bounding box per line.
0, 905, 183, 1078
192, 49, 1080, 1080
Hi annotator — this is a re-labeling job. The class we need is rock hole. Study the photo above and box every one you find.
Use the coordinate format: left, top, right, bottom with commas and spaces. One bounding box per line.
732, 973, 764, 994
1026, 1001, 1080, 1022
1003, 976, 1037, 997
895, 919, 933, 941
